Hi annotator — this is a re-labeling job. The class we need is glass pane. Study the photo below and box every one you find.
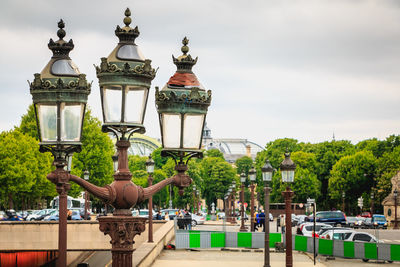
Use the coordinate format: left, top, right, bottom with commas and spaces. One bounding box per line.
162, 114, 181, 148
51, 59, 80, 75
263, 172, 272, 182
183, 114, 204, 149
117, 45, 145, 61
60, 103, 84, 141
124, 87, 147, 123
103, 86, 122, 122
37, 104, 57, 141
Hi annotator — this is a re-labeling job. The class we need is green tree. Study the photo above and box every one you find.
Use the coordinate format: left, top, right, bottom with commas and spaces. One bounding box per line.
204, 149, 224, 159
0, 129, 54, 209
328, 151, 377, 213
128, 155, 146, 172
18, 104, 39, 140
356, 138, 387, 158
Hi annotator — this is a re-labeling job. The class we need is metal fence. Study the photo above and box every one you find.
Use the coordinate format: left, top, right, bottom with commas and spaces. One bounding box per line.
175, 230, 400, 262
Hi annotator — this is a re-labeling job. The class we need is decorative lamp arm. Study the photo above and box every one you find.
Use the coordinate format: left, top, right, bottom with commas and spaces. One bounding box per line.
69, 174, 116, 204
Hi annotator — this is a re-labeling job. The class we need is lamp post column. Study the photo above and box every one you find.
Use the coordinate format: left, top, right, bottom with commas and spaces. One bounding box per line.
240, 182, 247, 231
83, 170, 90, 220
342, 192, 345, 213
250, 182, 255, 231
394, 189, 398, 230
370, 191, 374, 216
283, 186, 294, 267
147, 174, 153, 242
264, 184, 271, 267
232, 188, 237, 224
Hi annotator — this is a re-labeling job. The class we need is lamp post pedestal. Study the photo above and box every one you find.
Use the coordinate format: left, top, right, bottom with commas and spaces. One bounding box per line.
282, 186, 294, 267
99, 216, 146, 267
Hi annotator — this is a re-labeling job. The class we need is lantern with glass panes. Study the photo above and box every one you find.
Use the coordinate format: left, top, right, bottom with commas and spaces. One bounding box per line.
155, 37, 211, 162
261, 160, 273, 183
280, 151, 296, 183
30, 20, 91, 161
95, 8, 156, 138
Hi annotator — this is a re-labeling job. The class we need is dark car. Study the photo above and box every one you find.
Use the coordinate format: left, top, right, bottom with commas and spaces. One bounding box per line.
1, 210, 23, 221
371, 214, 388, 229
307, 211, 346, 226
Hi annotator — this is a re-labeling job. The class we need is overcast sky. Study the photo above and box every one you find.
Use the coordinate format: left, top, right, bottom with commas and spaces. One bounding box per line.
1, 0, 400, 147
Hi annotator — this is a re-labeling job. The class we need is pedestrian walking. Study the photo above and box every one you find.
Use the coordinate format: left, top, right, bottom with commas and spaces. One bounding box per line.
280, 214, 285, 234
259, 210, 266, 232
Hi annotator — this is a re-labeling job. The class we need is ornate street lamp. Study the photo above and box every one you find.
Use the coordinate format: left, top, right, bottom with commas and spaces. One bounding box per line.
280, 151, 296, 267
262, 159, 273, 267
193, 185, 197, 214
240, 172, 248, 232
249, 166, 256, 232
228, 187, 233, 223
30, 9, 211, 267
394, 189, 398, 230
83, 170, 90, 220
146, 155, 155, 243
155, 37, 211, 178
29, 20, 91, 266
96, 9, 155, 138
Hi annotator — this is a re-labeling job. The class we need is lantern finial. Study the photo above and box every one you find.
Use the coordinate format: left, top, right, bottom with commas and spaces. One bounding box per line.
48, 19, 74, 58
181, 37, 189, 55
115, 8, 140, 43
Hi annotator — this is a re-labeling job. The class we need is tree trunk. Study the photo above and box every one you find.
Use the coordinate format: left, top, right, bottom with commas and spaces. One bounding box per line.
8, 193, 14, 210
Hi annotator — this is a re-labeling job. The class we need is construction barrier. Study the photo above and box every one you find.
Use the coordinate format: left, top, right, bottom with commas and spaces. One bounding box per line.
175, 230, 400, 262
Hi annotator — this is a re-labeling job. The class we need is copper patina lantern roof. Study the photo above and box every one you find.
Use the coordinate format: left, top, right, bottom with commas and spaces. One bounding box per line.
166, 37, 203, 88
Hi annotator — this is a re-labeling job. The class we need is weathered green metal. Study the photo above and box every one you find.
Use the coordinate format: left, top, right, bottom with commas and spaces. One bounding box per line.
95, 8, 156, 136
155, 37, 212, 160
29, 19, 91, 156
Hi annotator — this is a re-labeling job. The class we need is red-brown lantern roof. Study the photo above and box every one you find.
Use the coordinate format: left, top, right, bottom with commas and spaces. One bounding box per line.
167, 72, 200, 87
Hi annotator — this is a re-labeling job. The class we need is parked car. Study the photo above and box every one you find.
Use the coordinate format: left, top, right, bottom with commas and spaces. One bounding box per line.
360, 211, 372, 218
160, 209, 179, 220
318, 228, 354, 240
353, 217, 366, 229
361, 217, 373, 229
345, 216, 359, 228
1, 210, 23, 221
44, 210, 82, 221
26, 209, 55, 221
307, 211, 346, 226
0, 211, 4, 220
135, 209, 156, 218
371, 214, 388, 229
269, 213, 274, 222
189, 212, 205, 226
296, 222, 332, 237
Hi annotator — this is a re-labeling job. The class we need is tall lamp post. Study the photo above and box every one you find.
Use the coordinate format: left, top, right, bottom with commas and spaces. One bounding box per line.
30, 9, 211, 267
192, 185, 197, 214
262, 159, 273, 267
249, 166, 256, 232
394, 189, 398, 230
280, 151, 296, 267
342, 191, 345, 213
83, 170, 90, 220
370, 191, 374, 216
146, 155, 155, 243
240, 172, 248, 232
228, 188, 233, 223
232, 181, 237, 224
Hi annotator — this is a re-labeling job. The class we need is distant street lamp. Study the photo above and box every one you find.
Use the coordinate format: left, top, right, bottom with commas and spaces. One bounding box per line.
240, 172, 248, 232
342, 191, 345, 213
370, 191, 374, 216
280, 151, 296, 267
231, 182, 237, 224
193, 185, 197, 214
228, 188, 232, 223
146, 155, 155, 243
249, 166, 256, 232
394, 189, 398, 230
83, 170, 90, 220
262, 159, 273, 267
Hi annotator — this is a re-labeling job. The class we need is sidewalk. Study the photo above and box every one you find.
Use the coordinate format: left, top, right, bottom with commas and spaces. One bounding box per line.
152, 249, 327, 267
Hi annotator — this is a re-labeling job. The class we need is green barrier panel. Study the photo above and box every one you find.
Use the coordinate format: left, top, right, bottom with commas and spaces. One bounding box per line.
237, 232, 252, 248
189, 233, 200, 248
364, 243, 377, 260
390, 244, 400, 261
295, 235, 308, 252
270, 233, 282, 248
211, 233, 225, 247
189, 230, 201, 233
343, 241, 355, 258
319, 239, 333, 255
